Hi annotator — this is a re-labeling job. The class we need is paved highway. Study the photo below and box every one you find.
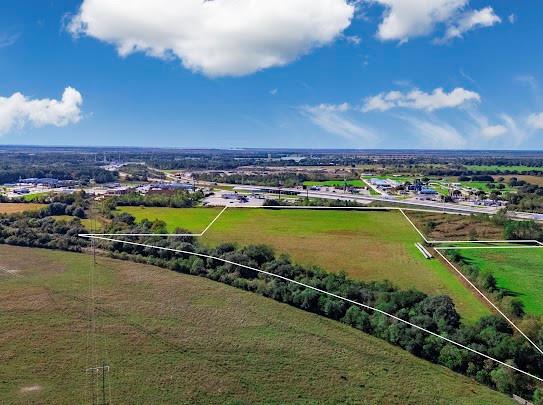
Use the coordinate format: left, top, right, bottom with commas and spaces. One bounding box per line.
225, 184, 543, 221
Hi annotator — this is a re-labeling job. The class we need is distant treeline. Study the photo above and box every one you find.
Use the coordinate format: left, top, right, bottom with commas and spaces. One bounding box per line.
195, 172, 332, 187
101, 190, 204, 213
265, 198, 368, 208
505, 184, 543, 213
0, 153, 117, 184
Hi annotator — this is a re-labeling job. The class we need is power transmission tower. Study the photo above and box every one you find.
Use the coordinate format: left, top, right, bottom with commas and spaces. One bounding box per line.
86, 363, 110, 405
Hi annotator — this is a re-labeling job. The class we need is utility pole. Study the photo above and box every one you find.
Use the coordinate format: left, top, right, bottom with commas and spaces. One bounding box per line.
92, 238, 96, 265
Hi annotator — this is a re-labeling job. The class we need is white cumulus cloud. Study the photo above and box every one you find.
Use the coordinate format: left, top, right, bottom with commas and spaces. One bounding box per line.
0, 87, 83, 134
370, 0, 467, 42
363, 87, 480, 112
369, 0, 499, 43
441, 7, 500, 42
527, 112, 543, 129
68, 0, 355, 77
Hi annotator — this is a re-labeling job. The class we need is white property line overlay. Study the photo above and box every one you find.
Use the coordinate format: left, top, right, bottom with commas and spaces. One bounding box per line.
79, 234, 543, 383
437, 246, 543, 250
399, 208, 429, 243
433, 248, 543, 356
400, 207, 543, 356
83, 205, 542, 246
90, 206, 229, 237
398, 207, 543, 247
80, 205, 543, 356
431, 240, 543, 245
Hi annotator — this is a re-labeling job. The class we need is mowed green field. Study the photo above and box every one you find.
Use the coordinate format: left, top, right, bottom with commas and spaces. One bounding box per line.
51, 215, 101, 231
0, 245, 512, 404
458, 181, 512, 193
458, 248, 543, 316
118, 206, 223, 232
303, 180, 365, 187
117, 207, 490, 321
202, 209, 489, 322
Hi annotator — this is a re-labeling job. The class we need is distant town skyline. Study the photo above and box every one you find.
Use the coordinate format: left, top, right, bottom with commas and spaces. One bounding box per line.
0, 0, 542, 149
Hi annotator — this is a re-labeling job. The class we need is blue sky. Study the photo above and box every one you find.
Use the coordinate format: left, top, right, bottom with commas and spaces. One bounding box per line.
0, 0, 542, 149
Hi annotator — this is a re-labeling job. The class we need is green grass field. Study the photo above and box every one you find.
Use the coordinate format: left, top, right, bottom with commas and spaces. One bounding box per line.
466, 165, 543, 173
118, 206, 223, 232
457, 248, 543, 316
51, 215, 100, 231
116, 207, 489, 321
303, 179, 365, 187
0, 245, 512, 404
22, 192, 50, 202
204, 208, 489, 322
458, 181, 512, 193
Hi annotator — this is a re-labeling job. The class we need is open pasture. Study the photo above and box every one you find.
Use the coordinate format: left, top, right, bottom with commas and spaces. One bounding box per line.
201, 208, 490, 322
0, 245, 510, 404
456, 248, 543, 316
492, 175, 543, 186
406, 211, 504, 241
0, 203, 46, 214
112, 206, 490, 321
303, 179, 365, 187
466, 165, 543, 173
117, 206, 222, 232
51, 215, 102, 231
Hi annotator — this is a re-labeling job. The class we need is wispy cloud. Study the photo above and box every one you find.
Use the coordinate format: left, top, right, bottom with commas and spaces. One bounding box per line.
398, 115, 467, 149
300, 103, 377, 144
459, 69, 477, 86
465, 109, 507, 138
515, 75, 542, 106
0, 32, 20, 48
527, 112, 543, 130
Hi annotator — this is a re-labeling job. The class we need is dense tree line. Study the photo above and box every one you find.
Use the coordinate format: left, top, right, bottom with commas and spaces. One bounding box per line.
195, 172, 316, 187
121, 164, 166, 181
0, 154, 117, 184
101, 190, 204, 213
194, 171, 361, 188
265, 197, 368, 208
505, 184, 543, 213
0, 214, 88, 251
458, 175, 496, 182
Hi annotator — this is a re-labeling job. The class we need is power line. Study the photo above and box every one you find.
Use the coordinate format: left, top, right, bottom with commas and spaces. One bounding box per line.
80, 234, 543, 384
